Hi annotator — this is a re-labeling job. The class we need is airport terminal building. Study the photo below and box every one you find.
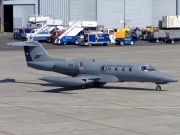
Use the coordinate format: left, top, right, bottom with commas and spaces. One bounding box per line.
0, 0, 179, 32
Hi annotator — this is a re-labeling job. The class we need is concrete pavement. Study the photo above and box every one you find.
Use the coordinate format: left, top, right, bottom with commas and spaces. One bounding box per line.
0, 35, 180, 135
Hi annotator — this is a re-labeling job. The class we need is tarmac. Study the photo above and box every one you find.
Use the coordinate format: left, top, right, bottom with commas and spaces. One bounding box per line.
0, 33, 180, 135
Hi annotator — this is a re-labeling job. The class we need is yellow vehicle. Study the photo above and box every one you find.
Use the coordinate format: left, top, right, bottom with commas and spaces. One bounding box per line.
143, 26, 159, 34
115, 28, 131, 38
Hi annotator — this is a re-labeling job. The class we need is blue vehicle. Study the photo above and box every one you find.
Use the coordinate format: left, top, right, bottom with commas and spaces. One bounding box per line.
115, 35, 138, 46
32, 26, 56, 43
13, 28, 34, 39
78, 32, 110, 46
60, 36, 79, 45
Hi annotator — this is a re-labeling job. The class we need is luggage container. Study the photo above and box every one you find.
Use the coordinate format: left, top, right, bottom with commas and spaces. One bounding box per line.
165, 32, 180, 44
149, 32, 166, 43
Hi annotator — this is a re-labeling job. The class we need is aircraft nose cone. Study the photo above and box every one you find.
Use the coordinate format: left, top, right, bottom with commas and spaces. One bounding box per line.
156, 72, 178, 83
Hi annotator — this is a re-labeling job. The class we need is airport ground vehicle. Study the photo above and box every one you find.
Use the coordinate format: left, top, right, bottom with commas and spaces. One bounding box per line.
115, 32, 138, 45
13, 28, 34, 39
54, 20, 97, 45
29, 20, 63, 43
140, 26, 159, 40
100, 29, 115, 43
143, 26, 159, 33
149, 32, 166, 43
115, 28, 131, 38
78, 32, 110, 46
165, 32, 180, 44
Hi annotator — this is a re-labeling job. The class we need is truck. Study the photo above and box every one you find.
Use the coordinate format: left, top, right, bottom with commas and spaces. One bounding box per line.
115, 34, 138, 46
54, 20, 97, 45
78, 32, 110, 46
115, 28, 131, 38
13, 27, 34, 39
29, 19, 63, 43
140, 26, 159, 40
100, 29, 116, 44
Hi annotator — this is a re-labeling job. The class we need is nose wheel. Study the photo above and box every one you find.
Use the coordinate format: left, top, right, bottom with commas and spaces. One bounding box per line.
156, 85, 161, 91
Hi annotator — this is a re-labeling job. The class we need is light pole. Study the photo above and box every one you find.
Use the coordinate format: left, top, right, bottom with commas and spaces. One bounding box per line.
177, 0, 179, 16
124, 0, 125, 28
0, 0, 4, 33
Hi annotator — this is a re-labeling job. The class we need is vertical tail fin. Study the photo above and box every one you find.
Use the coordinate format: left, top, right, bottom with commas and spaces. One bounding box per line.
7, 41, 52, 62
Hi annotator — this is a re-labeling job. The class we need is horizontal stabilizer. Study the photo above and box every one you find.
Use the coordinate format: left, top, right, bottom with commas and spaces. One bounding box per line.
40, 76, 86, 86
7, 41, 37, 47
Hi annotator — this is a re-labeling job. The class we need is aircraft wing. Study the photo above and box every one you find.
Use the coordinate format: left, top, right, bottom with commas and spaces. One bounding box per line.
75, 74, 102, 80
74, 74, 119, 83
76, 74, 119, 83
40, 74, 119, 86
40, 76, 86, 86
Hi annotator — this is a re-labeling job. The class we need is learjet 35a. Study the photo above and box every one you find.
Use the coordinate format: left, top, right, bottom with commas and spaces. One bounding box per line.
7, 41, 178, 90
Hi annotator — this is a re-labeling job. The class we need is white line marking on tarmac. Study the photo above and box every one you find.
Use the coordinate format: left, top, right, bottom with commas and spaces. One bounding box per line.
1, 105, 180, 109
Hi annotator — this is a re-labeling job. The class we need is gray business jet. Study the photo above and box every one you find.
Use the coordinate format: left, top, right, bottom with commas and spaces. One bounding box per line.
7, 41, 178, 90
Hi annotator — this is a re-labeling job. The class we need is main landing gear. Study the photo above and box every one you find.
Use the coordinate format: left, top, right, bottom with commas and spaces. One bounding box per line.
156, 85, 161, 91
81, 82, 101, 89
94, 82, 101, 87
81, 85, 87, 89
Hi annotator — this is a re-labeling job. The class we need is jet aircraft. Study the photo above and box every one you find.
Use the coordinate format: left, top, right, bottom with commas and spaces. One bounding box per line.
7, 41, 178, 90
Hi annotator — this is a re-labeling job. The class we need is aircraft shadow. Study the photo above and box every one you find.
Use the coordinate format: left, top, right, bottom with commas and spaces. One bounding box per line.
0, 78, 16, 83
0, 78, 168, 92
102, 86, 168, 91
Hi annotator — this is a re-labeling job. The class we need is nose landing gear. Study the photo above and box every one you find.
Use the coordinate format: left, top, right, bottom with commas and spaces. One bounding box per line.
156, 85, 161, 91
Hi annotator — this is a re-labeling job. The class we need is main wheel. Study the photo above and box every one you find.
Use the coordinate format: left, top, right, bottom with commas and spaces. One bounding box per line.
81, 85, 87, 89
156, 39, 159, 43
171, 40, 175, 44
130, 40, 134, 45
74, 39, 78, 45
138, 36, 142, 40
88, 43, 92, 46
94, 82, 101, 87
120, 41, 124, 46
115, 41, 120, 45
103, 43, 108, 46
46, 37, 52, 43
156, 86, 161, 91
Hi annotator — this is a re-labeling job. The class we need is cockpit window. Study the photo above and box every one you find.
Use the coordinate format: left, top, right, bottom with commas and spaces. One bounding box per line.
140, 65, 155, 71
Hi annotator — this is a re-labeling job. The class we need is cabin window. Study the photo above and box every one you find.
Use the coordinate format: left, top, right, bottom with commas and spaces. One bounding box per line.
115, 67, 118, 71
129, 67, 132, 71
122, 67, 125, 71
79, 62, 84, 71
140, 65, 155, 71
100, 66, 107, 71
